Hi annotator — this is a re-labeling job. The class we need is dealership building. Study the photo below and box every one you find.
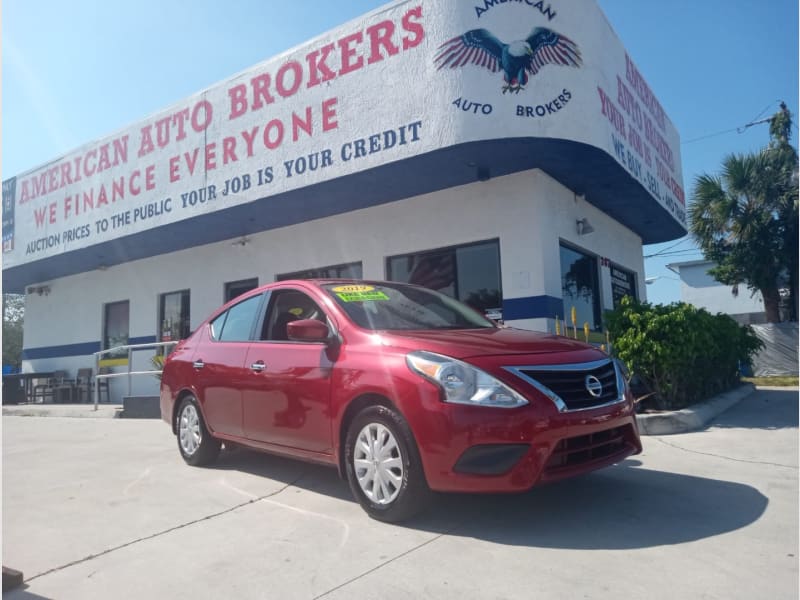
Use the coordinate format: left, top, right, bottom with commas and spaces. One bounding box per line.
2, 0, 685, 399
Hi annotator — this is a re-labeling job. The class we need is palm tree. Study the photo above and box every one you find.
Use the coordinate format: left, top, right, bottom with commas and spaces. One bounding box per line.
689, 151, 788, 323
690, 106, 798, 323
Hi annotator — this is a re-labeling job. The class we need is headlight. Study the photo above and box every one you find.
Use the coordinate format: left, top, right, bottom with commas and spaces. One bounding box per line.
613, 358, 632, 397
406, 351, 528, 408
613, 358, 630, 381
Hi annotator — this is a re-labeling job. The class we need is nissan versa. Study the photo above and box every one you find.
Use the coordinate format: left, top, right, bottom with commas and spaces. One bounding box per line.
160, 280, 642, 522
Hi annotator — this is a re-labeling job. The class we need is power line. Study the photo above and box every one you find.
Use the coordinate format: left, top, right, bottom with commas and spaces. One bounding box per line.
645, 248, 704, 259
643, 236, 694, 258
682, 127, 741, 145
748, 100, 780, 123
682, 100, 782, 145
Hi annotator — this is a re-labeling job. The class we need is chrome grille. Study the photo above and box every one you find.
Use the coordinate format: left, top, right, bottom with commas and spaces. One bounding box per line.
505, 359, 622, 411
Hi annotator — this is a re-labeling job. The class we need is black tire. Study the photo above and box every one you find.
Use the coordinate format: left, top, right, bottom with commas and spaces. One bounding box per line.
344, 405, 430, 523
175, 395, 220, 466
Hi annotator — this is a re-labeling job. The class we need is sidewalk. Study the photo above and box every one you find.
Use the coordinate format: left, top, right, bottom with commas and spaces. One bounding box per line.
2, 403, 122, 419
636, 383, 757, 435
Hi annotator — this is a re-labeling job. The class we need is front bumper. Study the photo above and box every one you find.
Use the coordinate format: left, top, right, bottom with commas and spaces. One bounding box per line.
401, 379, 642, 494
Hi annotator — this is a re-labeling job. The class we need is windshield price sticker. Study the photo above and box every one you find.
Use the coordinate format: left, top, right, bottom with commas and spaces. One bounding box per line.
332, 285, 374, 293
337, 290, 390, 302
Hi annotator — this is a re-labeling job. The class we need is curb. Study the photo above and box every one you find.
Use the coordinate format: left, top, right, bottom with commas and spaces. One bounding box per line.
636, 383, 756, 435
2, 404, 123, 419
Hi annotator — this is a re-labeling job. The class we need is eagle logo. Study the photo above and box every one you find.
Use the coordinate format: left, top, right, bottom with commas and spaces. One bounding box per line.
434, 27, 582, 94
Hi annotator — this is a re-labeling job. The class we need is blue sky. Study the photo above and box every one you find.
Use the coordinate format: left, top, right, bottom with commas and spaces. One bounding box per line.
3, 0, 798, 304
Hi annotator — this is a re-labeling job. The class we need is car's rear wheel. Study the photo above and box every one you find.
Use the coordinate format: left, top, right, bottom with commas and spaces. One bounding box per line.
176, 395, 220, 466
345, 405, 430, 522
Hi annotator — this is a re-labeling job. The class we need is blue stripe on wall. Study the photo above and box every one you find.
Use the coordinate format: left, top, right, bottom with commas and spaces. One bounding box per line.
22, 335, 157, 361
503, 296, 564, 321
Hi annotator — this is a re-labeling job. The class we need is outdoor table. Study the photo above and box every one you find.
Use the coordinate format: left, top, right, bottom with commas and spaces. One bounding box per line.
2, 372, 56, 404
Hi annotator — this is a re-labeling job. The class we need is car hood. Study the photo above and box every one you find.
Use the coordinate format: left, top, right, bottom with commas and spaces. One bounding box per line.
377, 327, 598, 359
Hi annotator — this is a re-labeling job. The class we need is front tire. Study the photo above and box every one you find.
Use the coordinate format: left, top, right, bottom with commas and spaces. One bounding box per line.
345, 405, 430, 522
176, 395, 220, 466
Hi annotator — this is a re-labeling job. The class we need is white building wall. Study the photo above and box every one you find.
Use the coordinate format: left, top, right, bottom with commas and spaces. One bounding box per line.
679, 262, 765, 317
22, 168, 644, 399
527, 170, 644, 332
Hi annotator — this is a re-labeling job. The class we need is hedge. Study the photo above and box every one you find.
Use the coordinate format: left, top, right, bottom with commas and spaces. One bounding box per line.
606, 297, 763, 410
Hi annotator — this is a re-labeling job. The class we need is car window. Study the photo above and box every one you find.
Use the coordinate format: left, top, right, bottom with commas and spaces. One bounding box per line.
262, 290, 326, 341
216, 294, 263, 342
209, 312, 227, 340
323, 283, 495, 331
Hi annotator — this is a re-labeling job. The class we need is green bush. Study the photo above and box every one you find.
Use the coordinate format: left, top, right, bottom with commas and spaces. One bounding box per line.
606, 297, 763, 410
150, 354, 166, 381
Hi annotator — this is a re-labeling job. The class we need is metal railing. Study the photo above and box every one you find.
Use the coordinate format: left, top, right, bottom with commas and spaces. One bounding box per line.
93, 341, 178, 410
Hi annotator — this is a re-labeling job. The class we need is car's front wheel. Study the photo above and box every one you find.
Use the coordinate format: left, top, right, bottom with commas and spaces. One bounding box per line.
344, 405, 430, 522
176, 395, 220, 466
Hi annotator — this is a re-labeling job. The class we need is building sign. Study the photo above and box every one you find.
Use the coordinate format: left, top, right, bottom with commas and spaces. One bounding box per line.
2, 0, 684, 273
610, 264, 637, 308
596, 56, 686, 226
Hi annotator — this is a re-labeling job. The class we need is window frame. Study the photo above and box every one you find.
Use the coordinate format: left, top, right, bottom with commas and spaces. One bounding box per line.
558, 241, 603, 332
224, 278, 259, 303
101, 299, 130, 366
384, 238, 502, 316
158, 289, 191, 343
276, 261, 363, 282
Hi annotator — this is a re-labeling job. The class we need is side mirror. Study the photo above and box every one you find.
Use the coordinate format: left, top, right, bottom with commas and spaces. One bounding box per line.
287, 319, 330, 343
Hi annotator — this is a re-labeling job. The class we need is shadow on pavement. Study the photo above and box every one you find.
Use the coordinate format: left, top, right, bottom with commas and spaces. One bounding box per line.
410, 461, 768, 550
208, 447, 353, 503
4, 585, 54, 600
710, 388, 798, 431
207, 449, 768, 551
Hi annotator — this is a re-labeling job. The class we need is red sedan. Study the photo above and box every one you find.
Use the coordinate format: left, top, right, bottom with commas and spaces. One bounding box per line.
160, 280, 641, 522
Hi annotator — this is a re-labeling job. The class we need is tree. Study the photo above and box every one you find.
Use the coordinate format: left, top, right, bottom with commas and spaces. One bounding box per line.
3, 294, 25, 369
768, 103, 799, 320
690, 106, 799, 323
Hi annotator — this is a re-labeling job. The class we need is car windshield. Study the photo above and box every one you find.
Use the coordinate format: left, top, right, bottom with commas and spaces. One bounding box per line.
322, 283, 496, 331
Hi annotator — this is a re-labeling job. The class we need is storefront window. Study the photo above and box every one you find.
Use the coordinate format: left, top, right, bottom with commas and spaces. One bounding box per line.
159, 290, 190, 343
225, 278, 259, 303
610, 264, 637, 308
386, 239, 502, 318
277, 262, 362, 281
103, 300, 129, 363
560, 243, 601, 331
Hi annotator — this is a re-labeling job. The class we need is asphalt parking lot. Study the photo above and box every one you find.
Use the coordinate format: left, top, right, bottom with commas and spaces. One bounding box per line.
3, 387, 798, 599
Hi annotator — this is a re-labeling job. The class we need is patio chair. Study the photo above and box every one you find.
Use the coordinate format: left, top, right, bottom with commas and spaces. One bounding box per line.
75, 368, 93, 403
32, 371, 76, 403
76, 367, 111, 403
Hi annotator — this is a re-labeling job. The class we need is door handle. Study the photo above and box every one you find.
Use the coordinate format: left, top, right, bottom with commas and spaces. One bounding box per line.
193, 360, 205, 370
250, 361, 266, 372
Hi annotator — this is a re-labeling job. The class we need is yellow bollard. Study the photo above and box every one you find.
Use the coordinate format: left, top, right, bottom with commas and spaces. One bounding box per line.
555, 318, 561, 336
583, 322, 590, 343
571, 307, 577, 339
